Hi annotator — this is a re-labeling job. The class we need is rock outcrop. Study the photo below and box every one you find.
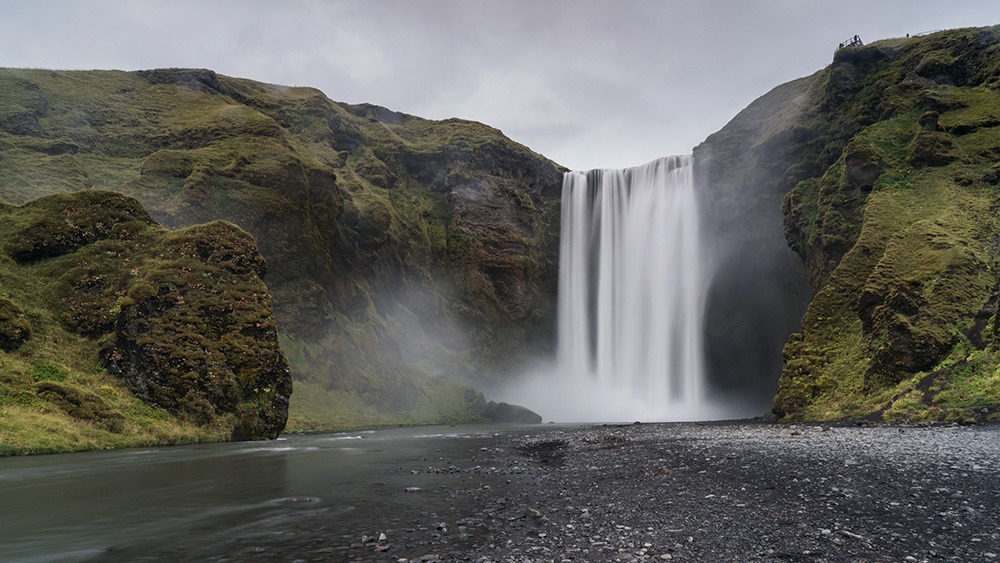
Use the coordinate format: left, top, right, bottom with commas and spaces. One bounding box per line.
0, 67, 562, 430
698, 25, 1000, 422
6, 26, 996, 433
0, 190, 291, 450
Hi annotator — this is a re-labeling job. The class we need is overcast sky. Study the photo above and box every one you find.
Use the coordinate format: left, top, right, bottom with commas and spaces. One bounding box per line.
2, 1, 998, 170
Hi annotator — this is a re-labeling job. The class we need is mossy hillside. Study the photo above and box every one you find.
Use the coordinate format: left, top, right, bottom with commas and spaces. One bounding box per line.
770, 26, 1000, 421
0, 191, 291, 453
0, 68, 563, 430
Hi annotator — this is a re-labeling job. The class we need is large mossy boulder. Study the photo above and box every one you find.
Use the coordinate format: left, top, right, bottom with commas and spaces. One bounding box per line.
1, 190, 292, 441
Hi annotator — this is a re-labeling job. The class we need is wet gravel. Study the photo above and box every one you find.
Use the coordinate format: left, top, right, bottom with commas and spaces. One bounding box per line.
95, 422, 1000, 562
347, 422, 1000, 563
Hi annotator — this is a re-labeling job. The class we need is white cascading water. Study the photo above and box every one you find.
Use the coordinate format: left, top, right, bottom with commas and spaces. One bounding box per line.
554, 155, 711, 420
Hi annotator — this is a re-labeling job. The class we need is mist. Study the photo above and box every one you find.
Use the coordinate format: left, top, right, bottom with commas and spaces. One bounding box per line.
493, 359, 771, 423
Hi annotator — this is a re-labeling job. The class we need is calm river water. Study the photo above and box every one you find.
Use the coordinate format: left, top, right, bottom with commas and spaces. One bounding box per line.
0, 424, 538, 561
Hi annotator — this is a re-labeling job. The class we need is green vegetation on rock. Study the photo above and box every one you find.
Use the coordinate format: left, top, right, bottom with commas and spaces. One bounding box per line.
699, 25, 1000, 422
0, 190, 291, 454
0, 67, 561, 436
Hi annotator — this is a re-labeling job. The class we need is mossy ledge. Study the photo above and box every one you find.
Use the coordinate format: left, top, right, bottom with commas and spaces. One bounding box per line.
0, 190, 291, 454
698, 25, 1000, 422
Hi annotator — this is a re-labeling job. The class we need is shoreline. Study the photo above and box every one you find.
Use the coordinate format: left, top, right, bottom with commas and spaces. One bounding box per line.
75, 420, 1000, 562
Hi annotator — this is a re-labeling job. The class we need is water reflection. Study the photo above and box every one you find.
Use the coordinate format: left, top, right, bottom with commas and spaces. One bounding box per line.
0, 425, 522, 562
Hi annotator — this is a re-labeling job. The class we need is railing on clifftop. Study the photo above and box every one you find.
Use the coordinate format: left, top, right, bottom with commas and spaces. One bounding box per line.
837, 34, 864, 50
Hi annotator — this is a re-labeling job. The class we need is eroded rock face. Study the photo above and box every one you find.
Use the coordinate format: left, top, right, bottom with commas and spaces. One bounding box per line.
4, 191, 292, 439
101, 222, 292, 440
768, 27, 1000, 420
0, 67, 565, 426
697, 25, 1000, 421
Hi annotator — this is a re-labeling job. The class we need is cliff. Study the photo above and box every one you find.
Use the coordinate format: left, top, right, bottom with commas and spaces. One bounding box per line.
697, 25, 1000, 422
0, 190, 291, 453
7, 25, 996, 432
0, 68, 562, 430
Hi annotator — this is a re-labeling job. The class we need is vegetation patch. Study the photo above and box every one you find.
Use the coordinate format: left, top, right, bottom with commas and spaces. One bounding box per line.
0, 62, 558, 440
772, 26, 1000, 421
0, 190, 291, 453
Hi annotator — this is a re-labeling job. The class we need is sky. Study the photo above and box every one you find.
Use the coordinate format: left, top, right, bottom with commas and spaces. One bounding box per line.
1, 1, 998, 170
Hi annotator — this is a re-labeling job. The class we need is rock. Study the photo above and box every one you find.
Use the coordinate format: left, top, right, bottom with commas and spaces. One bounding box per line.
481, 400, 543, 424
100, 220, 292, 440
919, 110, 941, 132
0, 191, 292, 443
5, 190, 155, 265
910, 130, 959, 167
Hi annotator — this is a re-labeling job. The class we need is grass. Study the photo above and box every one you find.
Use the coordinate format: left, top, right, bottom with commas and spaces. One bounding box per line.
0, 190, 291, 454
773, 26, 1000, 421
0, 304, 229, 455
0, 65, 562, 436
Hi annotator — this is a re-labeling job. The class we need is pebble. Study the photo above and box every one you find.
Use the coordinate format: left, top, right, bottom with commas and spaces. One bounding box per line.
262, 423, 1000, 562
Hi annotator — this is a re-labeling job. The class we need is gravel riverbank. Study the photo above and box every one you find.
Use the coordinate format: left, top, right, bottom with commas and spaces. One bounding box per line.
89, 422, 999, 562
350, 422, 1000, 563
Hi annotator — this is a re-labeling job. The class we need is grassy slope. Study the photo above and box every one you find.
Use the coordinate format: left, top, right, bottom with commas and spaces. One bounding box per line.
773, 26, 1000, 422
0, 68, 562, 434
0, 191, 285, 454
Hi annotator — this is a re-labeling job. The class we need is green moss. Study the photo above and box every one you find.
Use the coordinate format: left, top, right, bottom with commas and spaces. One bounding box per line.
773, 25, 1000, 421
933, 351, 1000, 407
0, 64, 562, 439
0, 190, 291, 452
28, 360, 68, 382
0, 296, 31, 350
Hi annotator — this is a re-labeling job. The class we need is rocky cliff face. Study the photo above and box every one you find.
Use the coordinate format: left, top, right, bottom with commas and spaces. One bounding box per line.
0, 68, 562, 429
8, 26, 993, 431
694, 76, 815, 410
0, 190, 291, 453
698, 25, 1000, 422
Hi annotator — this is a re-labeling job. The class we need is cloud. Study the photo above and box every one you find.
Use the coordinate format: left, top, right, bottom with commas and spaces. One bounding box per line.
1, 0, 999, 169
424, 68, 575, 131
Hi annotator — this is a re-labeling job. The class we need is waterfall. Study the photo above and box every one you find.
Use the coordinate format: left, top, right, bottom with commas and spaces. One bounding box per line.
556, 155, 709, 419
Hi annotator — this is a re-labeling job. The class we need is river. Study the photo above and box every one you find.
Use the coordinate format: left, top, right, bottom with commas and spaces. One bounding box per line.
7, 422, 998, 562
0, 424, 541, 562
